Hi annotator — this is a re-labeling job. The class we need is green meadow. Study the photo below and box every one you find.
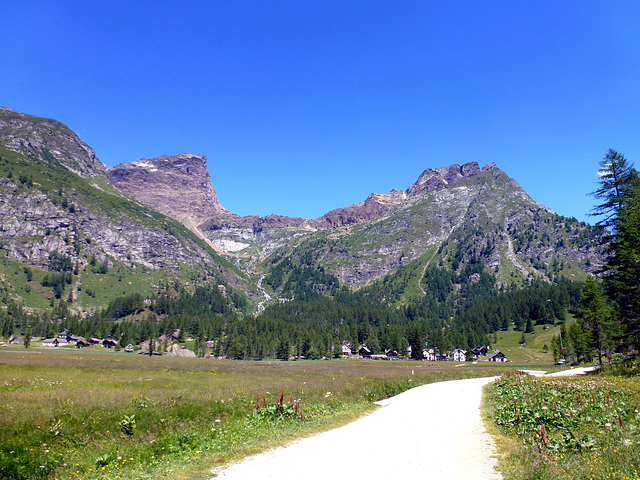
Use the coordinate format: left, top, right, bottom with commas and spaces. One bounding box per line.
0, 348, 508, 480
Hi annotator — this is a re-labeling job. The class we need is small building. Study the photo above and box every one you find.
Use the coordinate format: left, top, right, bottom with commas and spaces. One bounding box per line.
124, 344, 135, 352
471, 346, 490, 360
358, 345, 372, 359
75, 337, 89, 348
489, 350, 508, 362
341, 343, 352, 358
8, 334, 24, 345
451, 348, 467, 362
43, 338, 67, 348
102, 337, 119, 349
423, 348, 437, 362
89, 338, 102, 346
385, 349, 398, 359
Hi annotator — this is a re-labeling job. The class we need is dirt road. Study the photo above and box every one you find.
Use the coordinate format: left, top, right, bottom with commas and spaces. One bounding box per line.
213, 376, 502, 479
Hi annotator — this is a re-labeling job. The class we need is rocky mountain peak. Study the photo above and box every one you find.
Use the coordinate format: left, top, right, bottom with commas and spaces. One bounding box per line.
0, 106, 107, 178
107, 153, 226, 226
406, 161, 481, 197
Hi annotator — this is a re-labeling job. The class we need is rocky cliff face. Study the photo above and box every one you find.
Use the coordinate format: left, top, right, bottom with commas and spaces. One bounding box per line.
316, 190, 407, 228
107, 154, 226, 226
0, 107, 107, 178
406, 161, 482, 197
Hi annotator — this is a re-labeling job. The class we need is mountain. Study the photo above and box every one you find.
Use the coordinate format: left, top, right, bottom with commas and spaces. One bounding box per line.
0, 107, 256, 311
109, 140, 607, 306
0, 106, 608, 318
0, 107, 612, 362
265, 163, 606, 294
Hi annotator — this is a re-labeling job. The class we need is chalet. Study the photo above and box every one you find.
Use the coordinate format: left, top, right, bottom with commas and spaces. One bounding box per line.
358, 346, 372, 359
423, 348, 437, 362
89, 338, 102, 346
102, 337, 119, 349
67, 335, 80, 346
74, 337, 89, 348
489, 350, 508, 362
43, 338, 68, 347
57, 330, 69, 340
8, 334, 23, 345
341, 343, 352, 358
470, 346, 490, 361
451, 348, 467, 362
385, 349, 398, 359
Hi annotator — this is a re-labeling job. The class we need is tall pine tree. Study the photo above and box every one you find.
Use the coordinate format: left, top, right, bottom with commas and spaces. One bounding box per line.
591, 149, 640, 348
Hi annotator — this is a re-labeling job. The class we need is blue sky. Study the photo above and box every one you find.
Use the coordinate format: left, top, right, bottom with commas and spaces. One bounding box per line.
2, 1, 640, 223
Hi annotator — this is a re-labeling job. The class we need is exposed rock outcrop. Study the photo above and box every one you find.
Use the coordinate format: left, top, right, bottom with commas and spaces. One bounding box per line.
0, 107, 107, 178
406, 161, 481, 197
317, 189, 406, 228
107, 154, 226, 226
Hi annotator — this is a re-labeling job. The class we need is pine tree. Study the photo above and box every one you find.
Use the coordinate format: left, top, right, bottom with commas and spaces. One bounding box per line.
590, 149, 637, 230
276, 337, 290, 361
591, 149, 640, 347
577, 276, 615, 364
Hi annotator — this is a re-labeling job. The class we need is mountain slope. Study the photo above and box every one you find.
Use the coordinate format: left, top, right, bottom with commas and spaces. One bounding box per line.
260, 163, 607, 296
0, 107, 256, 310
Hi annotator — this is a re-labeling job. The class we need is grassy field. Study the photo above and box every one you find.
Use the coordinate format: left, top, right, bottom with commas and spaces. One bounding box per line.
0, 347, 511, 480
491, 323, 561, 365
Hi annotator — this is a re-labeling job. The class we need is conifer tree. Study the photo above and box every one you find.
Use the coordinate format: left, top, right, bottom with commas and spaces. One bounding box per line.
577, 276, 615, 364
591, 149, 640, 347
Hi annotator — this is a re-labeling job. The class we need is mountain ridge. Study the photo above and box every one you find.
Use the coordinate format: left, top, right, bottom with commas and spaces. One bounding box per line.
0, 106, 608, 315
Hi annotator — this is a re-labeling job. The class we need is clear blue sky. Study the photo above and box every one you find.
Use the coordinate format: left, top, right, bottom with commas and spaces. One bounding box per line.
2, 1, 640, 223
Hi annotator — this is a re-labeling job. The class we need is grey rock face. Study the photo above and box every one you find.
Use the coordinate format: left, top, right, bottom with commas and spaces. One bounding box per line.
0, 107, 107, 178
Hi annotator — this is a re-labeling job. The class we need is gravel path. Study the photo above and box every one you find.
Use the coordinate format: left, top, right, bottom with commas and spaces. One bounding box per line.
212, 377, 502, 479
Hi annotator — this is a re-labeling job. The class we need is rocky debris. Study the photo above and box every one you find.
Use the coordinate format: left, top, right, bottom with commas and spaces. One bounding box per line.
0, 107, 107, 178
165, 343, 196, 357
107, 153, 226, 226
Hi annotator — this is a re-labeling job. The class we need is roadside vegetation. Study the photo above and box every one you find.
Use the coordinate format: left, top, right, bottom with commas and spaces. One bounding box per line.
0, 349, 507, 480
485, 361, 640, 480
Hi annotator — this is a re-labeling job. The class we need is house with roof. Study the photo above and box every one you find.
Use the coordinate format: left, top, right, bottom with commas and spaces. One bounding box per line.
102, 337, 119, 349
451, 348, 467, 362
341, 342, 352, 358
8, 334, 23, 345
43, 337, 69, 347
423, 348, 437, 361
489, 350, 508, 362
358, 345, 372, 359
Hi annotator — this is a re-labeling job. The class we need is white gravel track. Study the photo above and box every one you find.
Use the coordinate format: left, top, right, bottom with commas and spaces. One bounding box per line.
212, 376, 502, 479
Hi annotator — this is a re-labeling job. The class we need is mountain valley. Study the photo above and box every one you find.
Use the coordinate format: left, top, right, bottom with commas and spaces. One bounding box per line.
0, 106, 610, 360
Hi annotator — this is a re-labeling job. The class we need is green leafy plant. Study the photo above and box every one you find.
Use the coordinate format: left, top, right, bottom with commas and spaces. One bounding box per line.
119, 414, 136, 436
